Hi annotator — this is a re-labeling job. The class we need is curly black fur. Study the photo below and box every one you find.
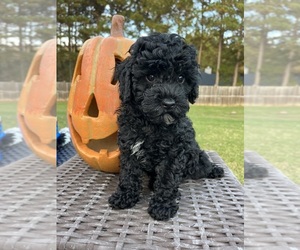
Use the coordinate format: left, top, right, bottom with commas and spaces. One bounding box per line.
108, 33, 224, 220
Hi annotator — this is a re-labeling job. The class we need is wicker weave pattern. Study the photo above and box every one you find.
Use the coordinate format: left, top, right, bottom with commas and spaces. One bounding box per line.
244, 151, 300, 249
57, 152, 244, 249
0, 142, 32, 167
0, 155, 56, 249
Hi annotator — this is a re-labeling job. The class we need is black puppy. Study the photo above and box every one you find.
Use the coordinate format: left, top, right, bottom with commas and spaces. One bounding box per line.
109, 33, 224, 220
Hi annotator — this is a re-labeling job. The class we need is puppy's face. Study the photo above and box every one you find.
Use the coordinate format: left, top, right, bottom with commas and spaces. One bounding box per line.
115, 33, 200, 126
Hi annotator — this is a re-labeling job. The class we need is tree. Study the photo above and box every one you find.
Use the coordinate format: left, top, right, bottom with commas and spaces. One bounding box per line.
280, 0, 300, 86
206, 0, 242, 86
245, 0, 287, 86
0, 0, 55, 81
231, 0, 244, 86
193, 0, 211, 66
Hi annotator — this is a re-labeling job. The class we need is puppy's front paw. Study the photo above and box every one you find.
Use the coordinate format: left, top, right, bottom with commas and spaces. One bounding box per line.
148, 200, 179, 221
108, 191, 140, 209
208, 166, 224, 178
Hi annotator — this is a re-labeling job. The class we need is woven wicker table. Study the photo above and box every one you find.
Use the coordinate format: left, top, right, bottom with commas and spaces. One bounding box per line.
0, 155, 56, 250
244, 151, 300, 249
57, 152, 244, 249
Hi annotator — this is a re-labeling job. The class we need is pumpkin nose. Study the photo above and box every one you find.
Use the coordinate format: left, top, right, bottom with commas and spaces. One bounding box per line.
162, 98, 175, 109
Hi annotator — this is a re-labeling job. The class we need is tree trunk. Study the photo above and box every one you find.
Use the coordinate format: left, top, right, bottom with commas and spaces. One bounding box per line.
198, 42, 203, 65
253, 31, 265, 86
232, 50, 241, 86
233, 64, 239, 86
282, 50, 294, 86
215, 33, 222, 86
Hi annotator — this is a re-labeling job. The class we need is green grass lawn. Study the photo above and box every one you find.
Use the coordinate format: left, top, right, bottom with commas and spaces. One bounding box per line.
245, 106, 300, 185
0, 101, 18, 129
57, 101, 68, 128
188, 105, 244, 183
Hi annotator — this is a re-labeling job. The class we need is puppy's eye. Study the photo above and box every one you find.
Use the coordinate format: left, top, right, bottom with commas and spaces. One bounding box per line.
146, 75, 155, 82
178, 75, 185, 83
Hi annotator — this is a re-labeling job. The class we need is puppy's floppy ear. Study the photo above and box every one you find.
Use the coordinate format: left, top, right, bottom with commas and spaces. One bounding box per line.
188, 84, 199, 104
188, 68, 201, 104
114, 56, 134, 103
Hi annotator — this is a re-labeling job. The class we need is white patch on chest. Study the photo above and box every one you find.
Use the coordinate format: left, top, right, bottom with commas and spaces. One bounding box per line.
131, 140, 144, 158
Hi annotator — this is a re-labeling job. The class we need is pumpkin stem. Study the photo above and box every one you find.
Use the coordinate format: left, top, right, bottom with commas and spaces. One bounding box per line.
111, 15, 125, 37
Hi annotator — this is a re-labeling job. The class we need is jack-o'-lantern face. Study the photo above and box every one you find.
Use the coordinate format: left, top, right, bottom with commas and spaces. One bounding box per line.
18, 39, 56, 165
67, 15, 134, 173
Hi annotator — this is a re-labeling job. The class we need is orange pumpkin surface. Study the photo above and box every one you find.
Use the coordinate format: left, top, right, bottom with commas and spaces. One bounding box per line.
17, 39, 56, 165
68, 15, 134, 173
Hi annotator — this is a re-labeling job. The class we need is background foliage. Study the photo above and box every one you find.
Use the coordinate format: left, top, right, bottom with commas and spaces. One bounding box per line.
245, 0, 300, 86
56, 0, 244, 85
1, 1, 299, 86
0, 0, 56, 81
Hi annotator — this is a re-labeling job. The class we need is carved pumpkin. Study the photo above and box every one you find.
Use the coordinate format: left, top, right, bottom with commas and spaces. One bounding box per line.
17, 39, 56, 165
67, 15, 134, 173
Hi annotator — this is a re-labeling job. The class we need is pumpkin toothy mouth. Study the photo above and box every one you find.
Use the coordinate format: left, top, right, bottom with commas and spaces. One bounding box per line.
86, 132, 118, 153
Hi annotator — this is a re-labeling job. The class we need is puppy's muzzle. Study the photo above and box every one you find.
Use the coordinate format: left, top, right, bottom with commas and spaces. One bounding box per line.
162, 98, 175, 109
141, 84, 189, 126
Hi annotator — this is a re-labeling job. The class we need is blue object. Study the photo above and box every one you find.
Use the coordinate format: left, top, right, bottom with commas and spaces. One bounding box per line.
0, 116, 6, 141
57, 123, 61, 139
0, 116, 5, 161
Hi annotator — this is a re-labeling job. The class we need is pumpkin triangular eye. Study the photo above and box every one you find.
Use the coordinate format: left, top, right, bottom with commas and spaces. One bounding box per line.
86, 94, 99, 118
111, 57, 122, 85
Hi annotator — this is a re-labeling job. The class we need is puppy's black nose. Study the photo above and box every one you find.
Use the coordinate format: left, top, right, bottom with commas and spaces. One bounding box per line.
162, 98, 175, 109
